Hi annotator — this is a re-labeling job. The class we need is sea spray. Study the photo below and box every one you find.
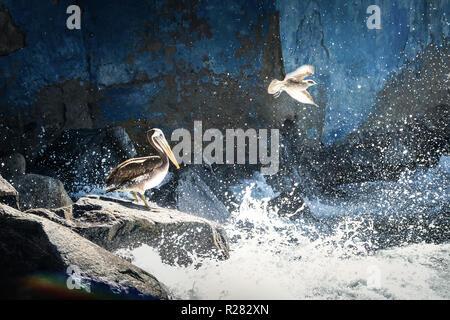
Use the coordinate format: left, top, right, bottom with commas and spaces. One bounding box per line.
74, 157, 449, 299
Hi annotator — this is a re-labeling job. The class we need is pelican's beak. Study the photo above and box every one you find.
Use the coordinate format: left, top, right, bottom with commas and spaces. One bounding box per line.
157, 136, 180, 169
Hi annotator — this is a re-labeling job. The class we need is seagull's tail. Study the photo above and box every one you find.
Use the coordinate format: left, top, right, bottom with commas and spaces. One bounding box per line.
268, 79, 285, 97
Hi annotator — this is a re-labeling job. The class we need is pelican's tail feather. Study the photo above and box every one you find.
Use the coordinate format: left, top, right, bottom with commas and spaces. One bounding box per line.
268, 79, 285, 96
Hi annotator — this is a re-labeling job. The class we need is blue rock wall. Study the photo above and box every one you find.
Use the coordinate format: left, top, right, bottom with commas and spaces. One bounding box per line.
0, 0, 448, 156
277, 0, 449, 144
0, 0, 275, 111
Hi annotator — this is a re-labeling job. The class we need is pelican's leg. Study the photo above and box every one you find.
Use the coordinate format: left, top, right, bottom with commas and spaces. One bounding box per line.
132, 191, 139, 203
139, 193, 151, 209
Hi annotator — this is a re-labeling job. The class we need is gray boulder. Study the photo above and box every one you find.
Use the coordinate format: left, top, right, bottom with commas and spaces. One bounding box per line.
27, 195, 230, 266
0, 174, 19, 209
9, 173, 73, 210
152, 165, 235, 223
0, 203, 169, 299
176, 168, 231, 223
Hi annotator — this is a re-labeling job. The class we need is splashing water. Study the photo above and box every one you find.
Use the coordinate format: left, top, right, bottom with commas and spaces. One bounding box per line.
115, 157, 449, 300
75, 157, 449, 299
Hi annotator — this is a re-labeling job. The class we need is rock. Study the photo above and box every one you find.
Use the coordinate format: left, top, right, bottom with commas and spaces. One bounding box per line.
301, 102, 450, 190
0, 4, 26, 56
31, 126, 137, 193
152, 165, 240, 223
0, 203, 169, 299
0, 174, 19, 209
268, 187, 315, 222
176, 168, 232, 223
9, 173, 73, 210
0, 152, 26, 179
27, 195, 230, 266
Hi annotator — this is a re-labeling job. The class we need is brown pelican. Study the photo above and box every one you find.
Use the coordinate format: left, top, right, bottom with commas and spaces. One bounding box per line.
268, 64, 318, 106
105, 128, 180, 208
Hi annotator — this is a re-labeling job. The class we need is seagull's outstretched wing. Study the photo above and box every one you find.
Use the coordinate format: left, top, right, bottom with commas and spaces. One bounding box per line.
283, 87, 317, 106
298, 90, 316, 105
285, 65, 314, 81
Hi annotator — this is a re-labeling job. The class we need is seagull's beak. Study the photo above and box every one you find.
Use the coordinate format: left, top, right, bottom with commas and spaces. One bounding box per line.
156, 136, 180, 169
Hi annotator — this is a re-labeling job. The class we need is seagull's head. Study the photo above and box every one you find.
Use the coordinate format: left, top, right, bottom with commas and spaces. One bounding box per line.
305, 79, 317, 88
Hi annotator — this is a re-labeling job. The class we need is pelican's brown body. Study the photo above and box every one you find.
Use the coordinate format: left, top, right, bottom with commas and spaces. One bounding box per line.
105, 128, 180, 208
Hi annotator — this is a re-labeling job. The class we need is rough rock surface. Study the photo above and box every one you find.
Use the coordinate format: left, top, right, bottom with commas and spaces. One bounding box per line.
268, 187, 314, 222
27, 195, 230, 266
0, 203, 169, 299
0, 152, 26, 179
0, 4, 25, 56
175, 167, 232, 223
31, 126, 136, 193
9, 173, 73, 210
0, 174, 18, 209
308, 103, 450, 189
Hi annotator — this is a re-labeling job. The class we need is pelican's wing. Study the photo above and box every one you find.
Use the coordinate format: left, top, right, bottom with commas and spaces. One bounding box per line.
285, 65, 314, 81
105, 156, 163, 186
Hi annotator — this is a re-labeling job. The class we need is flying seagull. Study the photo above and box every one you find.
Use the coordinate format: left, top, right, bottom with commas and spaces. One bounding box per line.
105, 128, 180, 208
268, 64, 318, 106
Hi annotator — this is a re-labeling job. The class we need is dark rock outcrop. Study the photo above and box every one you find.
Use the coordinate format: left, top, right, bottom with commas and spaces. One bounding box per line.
307, 103, 449, 190
0, 152, 26, 179
152, 165, 251, 223
9, 173, 72, 210
27, 195, 230, 266
31, 126, 136, 193
0, 4, 25, 56
175, 167, 232, 223
0, 174, 18, 209
268, 187, 314, 222
0, 203, 169, 299
151, 165, 235, 223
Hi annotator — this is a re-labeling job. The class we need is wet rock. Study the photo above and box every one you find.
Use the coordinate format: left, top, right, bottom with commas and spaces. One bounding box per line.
0, 203, 169, 299
32, 126, 136, 193
0, 5, 26, 56
268, 187, 315, 222
9, 173, 72, 210
0, 152, 26, 179
176, 168, 231, 223
304, 103, 450, 190
152, 165, 236, 223
0, 174, 19, 209
27, 195, 230, 266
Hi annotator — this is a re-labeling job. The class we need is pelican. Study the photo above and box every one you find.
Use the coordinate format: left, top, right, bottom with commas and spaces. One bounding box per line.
268, 64, 318, 106
105, 128, 180, 208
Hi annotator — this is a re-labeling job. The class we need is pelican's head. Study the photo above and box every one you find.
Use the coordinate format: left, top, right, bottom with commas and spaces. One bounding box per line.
305, 79, 317, 87
147, 128, 180, 169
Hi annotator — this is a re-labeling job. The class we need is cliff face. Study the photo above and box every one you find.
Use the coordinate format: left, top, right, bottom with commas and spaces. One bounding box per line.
0, 0, 288, 158
277, 0, 449, 144
0, 0, 448, 186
